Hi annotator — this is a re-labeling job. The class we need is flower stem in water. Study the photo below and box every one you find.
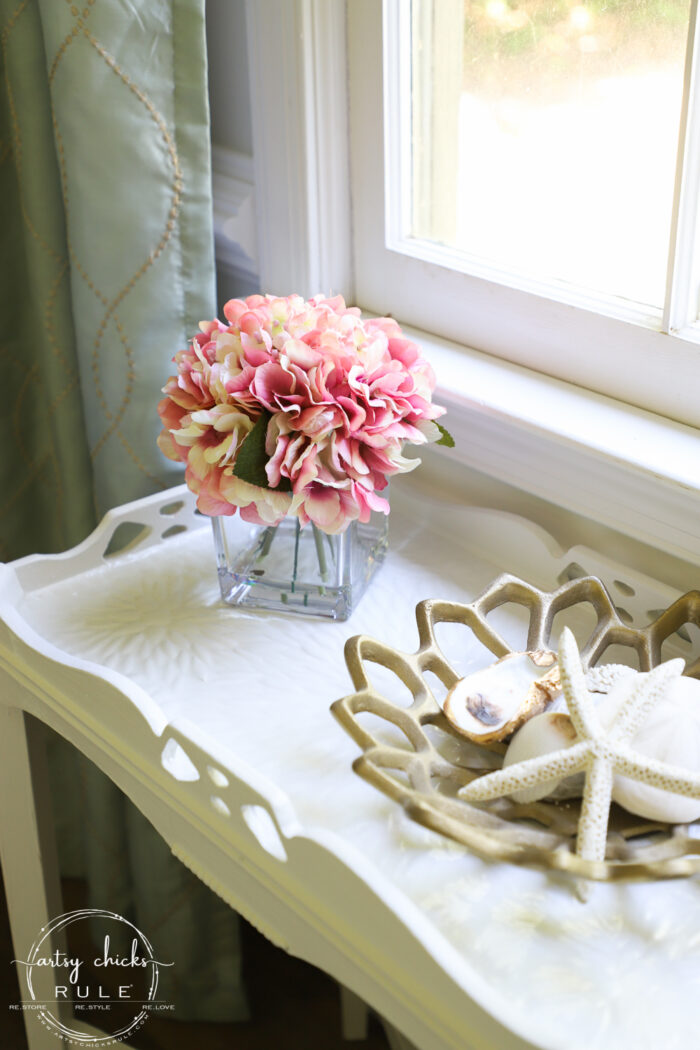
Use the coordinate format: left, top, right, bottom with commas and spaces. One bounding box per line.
291, 517, 301, 593
312, 524, 329, 594
259, 524, 278, 559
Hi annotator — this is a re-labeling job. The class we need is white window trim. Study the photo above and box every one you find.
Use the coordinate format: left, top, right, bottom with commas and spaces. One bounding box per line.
243, 0, 700, 565
420, 326, 700, 565
211, 144, 258, 285
245, 0, 353, 301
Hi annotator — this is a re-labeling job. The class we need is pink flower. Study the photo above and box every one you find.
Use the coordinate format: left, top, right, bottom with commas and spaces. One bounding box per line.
219, 475, 293, 526
157, 293, 447, 530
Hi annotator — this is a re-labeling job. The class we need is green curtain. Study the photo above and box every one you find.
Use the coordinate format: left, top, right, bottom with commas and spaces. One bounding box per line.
1, 0, 248, 1022
0, 0, 95, 559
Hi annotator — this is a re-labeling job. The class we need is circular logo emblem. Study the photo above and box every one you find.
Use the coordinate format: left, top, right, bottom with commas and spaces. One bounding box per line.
14, 909, 173, 1045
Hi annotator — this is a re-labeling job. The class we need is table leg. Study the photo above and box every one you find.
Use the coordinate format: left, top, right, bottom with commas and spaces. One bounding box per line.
382, 1019, 421, 1050
340, 984, 370, 1040
0, 708, 70, 1049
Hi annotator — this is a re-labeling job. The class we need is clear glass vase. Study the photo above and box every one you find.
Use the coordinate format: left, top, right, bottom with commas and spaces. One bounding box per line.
211, 509, 388, 621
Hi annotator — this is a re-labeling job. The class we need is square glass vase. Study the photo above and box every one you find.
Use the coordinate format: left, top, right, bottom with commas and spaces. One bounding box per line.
211, 510, 388, 621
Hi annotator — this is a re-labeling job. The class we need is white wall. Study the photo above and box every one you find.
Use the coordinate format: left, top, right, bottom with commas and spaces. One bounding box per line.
206, 0, 259, 305
206, 0, 253, 156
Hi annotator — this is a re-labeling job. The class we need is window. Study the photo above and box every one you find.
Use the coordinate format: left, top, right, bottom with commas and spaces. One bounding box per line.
407, 0, 688, 309
348, 0, 700, 427
241, 0, 700, 564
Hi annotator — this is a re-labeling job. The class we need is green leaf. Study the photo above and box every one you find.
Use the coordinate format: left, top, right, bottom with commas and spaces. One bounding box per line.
435, 421, 455, 448
231, 411, 272, 488
231, 410, 293, 492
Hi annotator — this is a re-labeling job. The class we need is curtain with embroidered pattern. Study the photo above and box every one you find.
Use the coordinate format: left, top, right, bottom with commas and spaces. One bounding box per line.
0, 0, 248, 1022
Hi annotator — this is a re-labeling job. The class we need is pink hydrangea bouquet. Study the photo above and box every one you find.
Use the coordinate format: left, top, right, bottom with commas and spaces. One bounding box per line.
157, 294, 451, 534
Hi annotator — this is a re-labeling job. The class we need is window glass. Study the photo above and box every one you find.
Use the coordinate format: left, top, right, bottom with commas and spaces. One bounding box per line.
410, 0, 691, 308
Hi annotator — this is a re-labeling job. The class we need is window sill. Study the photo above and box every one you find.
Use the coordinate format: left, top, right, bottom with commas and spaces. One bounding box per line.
398, 321, 700, 566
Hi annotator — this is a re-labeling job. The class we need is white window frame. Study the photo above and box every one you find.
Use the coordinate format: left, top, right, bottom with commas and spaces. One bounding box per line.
243, 0, 700, 566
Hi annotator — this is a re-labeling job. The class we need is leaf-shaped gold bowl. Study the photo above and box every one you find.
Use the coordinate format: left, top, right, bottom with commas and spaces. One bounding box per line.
331, 573, 700, 881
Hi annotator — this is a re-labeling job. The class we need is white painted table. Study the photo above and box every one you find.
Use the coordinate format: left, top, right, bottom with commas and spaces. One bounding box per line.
1, 479, 699, 1050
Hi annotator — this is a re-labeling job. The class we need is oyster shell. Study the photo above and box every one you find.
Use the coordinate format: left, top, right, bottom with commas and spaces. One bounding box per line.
443, 650, 558, 744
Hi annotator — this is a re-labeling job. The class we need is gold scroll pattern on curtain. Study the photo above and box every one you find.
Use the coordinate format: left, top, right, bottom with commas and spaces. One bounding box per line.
0, 0, 246, 1025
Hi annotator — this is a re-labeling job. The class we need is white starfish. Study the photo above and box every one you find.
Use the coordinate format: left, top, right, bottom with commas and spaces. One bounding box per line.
458, 627, 700, 865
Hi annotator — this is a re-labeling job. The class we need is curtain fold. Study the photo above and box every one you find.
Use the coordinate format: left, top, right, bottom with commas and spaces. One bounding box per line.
0, 0, 95, 560
1, 0, 248, 1022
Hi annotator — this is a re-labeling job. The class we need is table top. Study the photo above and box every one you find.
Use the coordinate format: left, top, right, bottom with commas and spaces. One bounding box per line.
1, 478, 699, 1050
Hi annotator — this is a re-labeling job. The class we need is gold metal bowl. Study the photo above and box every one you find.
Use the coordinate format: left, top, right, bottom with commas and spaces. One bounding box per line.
332, 573, 700, 881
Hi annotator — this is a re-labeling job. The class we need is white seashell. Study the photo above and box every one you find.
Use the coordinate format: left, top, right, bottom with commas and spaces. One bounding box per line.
443, 650, 558, 744
501, 663, 700, 822
602, 674, 700, 823
502, 664, 641, 803
502, 711, 579, 803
